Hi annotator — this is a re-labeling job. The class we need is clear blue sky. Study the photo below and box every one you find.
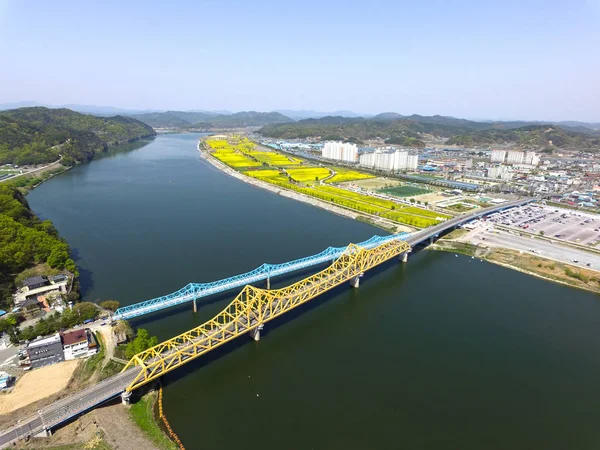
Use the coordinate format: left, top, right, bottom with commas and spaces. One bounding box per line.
1, 0, 599, 121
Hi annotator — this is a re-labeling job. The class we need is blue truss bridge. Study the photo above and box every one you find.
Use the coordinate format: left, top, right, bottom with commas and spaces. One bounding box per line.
112, 233, 411, 321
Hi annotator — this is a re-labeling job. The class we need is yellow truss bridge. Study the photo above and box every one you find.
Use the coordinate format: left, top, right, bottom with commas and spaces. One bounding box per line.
123, 238, 411, 392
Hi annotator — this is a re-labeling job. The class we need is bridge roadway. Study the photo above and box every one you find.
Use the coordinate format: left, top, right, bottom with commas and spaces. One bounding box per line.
0, 368, 139, 448
0, 197, 536, 447
405, 197, 536, 247
112, 233, 411, 321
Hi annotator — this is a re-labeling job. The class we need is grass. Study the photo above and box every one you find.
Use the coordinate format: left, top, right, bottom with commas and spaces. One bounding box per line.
380, 185, 430, 197
25, 434, 113, 450
325, 167, 375, 184
129, 391, 178, 450
286, 167, 331, 182
445, 203, 476, 212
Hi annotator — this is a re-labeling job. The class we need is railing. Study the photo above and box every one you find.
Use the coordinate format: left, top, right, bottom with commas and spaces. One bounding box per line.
123, 238, 411, 391
113, 233, 411, 321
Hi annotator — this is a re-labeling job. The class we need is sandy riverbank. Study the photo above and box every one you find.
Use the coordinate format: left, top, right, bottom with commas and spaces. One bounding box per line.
197, 140, 412, 234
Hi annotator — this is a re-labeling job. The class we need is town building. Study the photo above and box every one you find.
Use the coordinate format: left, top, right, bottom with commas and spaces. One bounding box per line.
506, 150, 524, 164
321, 141, 358, 163
14, 274, 69, 306
359, 150, 418, 171
25, 334, 65, 369
490, 150, 507, 163
61, 329, 98, 360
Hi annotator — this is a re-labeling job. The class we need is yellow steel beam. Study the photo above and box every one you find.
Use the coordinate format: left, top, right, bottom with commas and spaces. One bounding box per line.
123, 239, 410, 392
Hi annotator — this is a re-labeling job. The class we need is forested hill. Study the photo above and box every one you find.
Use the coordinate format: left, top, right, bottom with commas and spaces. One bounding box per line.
446, 125, 600, 149
259, 116, 600, 150
0, 107, 155, 166
0, 185, 78, 308
132, 110, 293, 129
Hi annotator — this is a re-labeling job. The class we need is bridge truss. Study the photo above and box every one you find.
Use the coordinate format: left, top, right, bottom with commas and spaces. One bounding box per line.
112, 233, 410, 321
123, 237, 411, 392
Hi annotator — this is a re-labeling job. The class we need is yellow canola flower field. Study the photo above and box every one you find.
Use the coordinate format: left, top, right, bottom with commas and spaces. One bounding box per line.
213, 152, 262, 168
325, 168, 375, 184
286, 167, 331, 182
246, 151, 303, 166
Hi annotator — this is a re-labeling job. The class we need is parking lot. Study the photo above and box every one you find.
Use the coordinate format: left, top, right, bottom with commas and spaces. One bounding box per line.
486, 204, 600, 246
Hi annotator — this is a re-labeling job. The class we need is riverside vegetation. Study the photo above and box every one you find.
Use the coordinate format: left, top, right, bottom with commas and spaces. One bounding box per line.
204, 137, 450, 228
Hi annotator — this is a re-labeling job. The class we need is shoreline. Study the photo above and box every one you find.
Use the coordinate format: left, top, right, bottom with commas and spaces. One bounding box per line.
196, 140, 412, 234
430, 239, 600, 295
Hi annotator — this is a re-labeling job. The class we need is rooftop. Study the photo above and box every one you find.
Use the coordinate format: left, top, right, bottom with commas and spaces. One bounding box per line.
61, 329, 88, 346
27, 333, 61, 349
22, 276, 48, 287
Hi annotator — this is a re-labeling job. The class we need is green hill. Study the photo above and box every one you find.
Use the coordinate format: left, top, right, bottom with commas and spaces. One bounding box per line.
446, 125, 600, 149
0, 107, 155, 166
189, 111, 293, 128
130, 111, 215, 128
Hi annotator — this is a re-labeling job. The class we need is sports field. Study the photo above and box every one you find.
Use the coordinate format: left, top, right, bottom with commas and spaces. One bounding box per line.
380, 185, 430, 197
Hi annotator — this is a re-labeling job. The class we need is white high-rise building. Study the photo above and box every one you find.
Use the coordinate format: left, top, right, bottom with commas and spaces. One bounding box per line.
506, 150, 524, 164
487, 165, 507, 179
321, 142, 358, 163
359, 150, 418, 171
406, 154, 418, 171
524, 151, 540, 166
491, 150, 506, 163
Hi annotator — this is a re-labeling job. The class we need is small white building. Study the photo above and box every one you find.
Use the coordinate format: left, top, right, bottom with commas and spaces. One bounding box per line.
61, 329, 98, 360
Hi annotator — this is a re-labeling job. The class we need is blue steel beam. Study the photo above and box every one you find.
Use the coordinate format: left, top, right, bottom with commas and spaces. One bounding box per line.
112, 233, 410, 321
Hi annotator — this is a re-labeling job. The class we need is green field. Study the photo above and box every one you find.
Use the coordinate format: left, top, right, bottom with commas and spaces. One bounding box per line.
380, 185, 430, 197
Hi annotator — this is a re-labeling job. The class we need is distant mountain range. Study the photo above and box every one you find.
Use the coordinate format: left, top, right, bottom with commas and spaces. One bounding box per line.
130, 111, 293, 128
259, 115, 600, 150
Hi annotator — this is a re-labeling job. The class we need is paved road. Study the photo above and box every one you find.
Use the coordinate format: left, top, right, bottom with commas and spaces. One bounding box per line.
407, 197, 536, 247
0, 368, 138, 448
464, 227, 600, 271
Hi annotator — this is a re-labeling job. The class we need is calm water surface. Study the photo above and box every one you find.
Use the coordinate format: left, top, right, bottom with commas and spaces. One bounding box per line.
28, 134, 600, 449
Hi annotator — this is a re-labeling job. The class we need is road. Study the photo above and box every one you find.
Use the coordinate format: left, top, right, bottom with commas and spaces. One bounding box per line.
0, 156, 63, 184
462, 227, 600, 271
0, 368, 138, 448
407, 197, 535, 246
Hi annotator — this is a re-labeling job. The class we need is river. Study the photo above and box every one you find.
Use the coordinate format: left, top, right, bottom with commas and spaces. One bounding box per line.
27, 134, 600, 449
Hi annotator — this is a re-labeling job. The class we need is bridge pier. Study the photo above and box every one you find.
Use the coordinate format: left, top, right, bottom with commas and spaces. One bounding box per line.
401, 250, 410, 263
193, 298, 197, 313
350, 273, 363, 288
250, 324, 264, 341
266, 277, 270, 290
121, 391, 132, 406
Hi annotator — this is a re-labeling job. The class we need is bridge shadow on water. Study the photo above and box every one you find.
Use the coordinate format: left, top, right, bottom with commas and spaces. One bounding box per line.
159, 257, 405, 388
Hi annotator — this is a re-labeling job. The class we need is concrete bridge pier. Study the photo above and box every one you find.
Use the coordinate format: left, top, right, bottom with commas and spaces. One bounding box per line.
121, 391, 132, 406
266, 277, 270, 290
350, 273, 363, 288
193, 298, 197, 313
250, 324, 264, 341
400, 250, 411, 263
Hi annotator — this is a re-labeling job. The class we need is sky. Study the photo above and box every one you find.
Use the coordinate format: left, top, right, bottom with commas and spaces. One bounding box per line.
0, 0, 599, 122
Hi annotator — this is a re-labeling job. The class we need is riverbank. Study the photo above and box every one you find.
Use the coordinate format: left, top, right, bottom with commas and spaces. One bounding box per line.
197, 139, 412, 234
431, 236, 600, 294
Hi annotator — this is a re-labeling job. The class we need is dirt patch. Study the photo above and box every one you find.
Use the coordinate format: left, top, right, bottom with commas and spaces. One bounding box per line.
350, 177, 402, 190
0, 360, 79, 414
